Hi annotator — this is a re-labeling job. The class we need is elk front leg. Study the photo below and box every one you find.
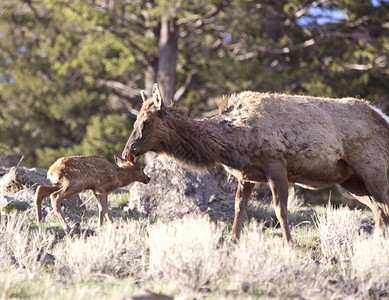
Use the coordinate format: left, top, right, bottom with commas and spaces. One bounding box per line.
231, 180, 255, 242
265, 162, 292, 246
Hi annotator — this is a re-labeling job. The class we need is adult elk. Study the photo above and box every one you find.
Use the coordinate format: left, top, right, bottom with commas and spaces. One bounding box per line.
122, 84, 389, 245
35, 155, 150, 233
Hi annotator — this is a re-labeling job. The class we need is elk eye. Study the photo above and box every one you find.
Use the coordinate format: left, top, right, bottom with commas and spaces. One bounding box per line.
143, 119, 151, 127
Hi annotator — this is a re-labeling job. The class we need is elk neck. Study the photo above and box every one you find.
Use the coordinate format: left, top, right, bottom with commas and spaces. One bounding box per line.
159, 108, 239, 172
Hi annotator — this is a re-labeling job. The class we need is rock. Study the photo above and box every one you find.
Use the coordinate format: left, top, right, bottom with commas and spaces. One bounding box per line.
0, 167, 49, 196
0, 167, 84, 211
14, 187, 46, 207
0, 168, 9, 178
241, 281, 251, 292
0, 195, 15, 209
127, 157, 320, 227
128, 156, 236, 221
121, 289, 173, 300
0, 195, 30, 212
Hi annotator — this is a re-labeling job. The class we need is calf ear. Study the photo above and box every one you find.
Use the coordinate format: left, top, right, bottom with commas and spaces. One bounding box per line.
140, 90, 147, 103
114, 155, 125, 167
152, 83, 164, 110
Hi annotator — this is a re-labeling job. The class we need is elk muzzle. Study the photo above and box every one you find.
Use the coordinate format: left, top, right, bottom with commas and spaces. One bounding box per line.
122, 135, 143, 163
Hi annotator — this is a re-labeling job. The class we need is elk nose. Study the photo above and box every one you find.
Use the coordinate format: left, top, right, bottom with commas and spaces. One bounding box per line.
145, 176, 151, 184
122, 149, 129, 160
123, 146, 139, 160
123, 150, 134, 162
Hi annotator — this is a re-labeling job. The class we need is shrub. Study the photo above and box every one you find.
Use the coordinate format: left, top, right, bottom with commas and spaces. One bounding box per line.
53, 219, 148, 278
351, 235, 389, 297
148, 215, 225, 292
316, 205, 362, 262
229, 221, 317, 297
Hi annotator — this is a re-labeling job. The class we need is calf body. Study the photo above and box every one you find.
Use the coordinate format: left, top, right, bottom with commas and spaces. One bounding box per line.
35, 155, 149, 232
122, 84, 389, 245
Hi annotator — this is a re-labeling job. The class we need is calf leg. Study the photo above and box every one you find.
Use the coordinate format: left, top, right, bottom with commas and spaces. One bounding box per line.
94, 191, 115, 230
264, 161, 292, 246
35, 185, 59, 222
230, 181, 255, 242
50, 187, 78, 233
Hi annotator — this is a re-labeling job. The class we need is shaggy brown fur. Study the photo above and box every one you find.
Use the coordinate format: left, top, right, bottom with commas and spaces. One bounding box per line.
35, 155, 150, 232
123, 84, 389, 245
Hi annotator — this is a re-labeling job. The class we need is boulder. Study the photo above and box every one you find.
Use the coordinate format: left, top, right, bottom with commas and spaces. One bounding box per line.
0, 167, 83, 212
0, 194, 30, 212
0, 168, 9, 178
128, 156, 236, 221
127, 157, 322, 227
13, 187, 45, 206
0, 167, 49, 196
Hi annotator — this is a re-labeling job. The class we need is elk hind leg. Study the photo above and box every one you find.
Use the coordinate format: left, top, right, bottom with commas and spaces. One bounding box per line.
342, 158, 389, 233
341, 173, 389, 235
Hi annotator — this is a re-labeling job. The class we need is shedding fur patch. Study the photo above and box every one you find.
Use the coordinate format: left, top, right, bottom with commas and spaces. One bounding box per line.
216, 93, 243, 114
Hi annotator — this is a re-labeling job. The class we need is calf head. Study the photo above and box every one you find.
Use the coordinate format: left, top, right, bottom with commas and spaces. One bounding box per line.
114, 155, 150, 184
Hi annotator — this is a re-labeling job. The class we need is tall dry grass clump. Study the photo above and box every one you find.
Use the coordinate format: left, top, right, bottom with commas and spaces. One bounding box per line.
351, 235, 389, 297
0, 215, 55, 274
147, 215, 321, 297
229, 221, 319, 297
53, 219, 148, 277
1, 201, 383, 299
317, 205, 362, 262
148, 215, 226, 292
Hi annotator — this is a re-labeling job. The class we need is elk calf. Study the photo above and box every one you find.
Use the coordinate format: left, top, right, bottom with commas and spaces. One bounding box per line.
35, 155, 150, 232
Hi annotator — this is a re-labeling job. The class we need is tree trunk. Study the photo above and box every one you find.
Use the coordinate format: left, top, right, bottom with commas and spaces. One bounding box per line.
145, 59, 157, 97
157, 16, 179, 106
143, 9, 158, 97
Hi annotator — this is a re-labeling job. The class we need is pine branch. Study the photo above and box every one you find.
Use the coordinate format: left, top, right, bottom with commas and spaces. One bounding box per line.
96, 79, 140, 98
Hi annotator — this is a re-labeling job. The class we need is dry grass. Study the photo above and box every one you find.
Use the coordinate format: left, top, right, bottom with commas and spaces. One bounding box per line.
1, 191, 389, 299
148, 215, 225, 293
351, 235, 389, 298
316, 204, 363, 262
54, 220, 148, 278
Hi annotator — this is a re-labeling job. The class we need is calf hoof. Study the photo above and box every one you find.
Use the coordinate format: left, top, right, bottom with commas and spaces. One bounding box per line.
68, 227, 81, 237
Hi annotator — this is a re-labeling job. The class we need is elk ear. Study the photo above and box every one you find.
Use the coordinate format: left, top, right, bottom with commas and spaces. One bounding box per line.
140, 90, 147, 103
152, 83, 164, 110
